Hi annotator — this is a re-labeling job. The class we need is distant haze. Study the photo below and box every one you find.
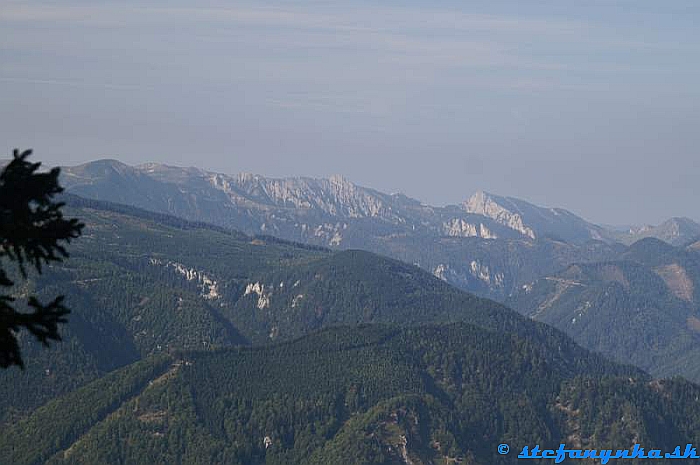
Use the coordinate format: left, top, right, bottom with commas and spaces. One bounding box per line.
1, 1, 698, 225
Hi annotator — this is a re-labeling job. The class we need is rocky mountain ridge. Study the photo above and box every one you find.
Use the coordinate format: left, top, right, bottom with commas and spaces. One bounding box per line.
59, 159, 694, 302
58, 161, 613, 302
62, 160, 607, 244
619, 217, 700, 246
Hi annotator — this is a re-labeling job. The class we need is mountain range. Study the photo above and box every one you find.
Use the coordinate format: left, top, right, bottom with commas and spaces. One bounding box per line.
1, 195, 532, 425
54, 160, 700, 378
61, 160, 616, 244
60, 159, 700, 247
54, 159, 700, 377
57, 160, 668, 302
5, 158, 700, 463
5, 196, 700, 464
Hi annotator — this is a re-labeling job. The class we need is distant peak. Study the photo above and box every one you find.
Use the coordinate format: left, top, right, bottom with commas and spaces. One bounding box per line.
467, 189, 488, 200
81, 158, 130, 168
329, 174, 353, 185
464, 190, 489, 210
67, 159, 137, 177
464, 190, 518, 216
662, 217, 700, 227
463, 190, 536, 239
465, 190, 513, 209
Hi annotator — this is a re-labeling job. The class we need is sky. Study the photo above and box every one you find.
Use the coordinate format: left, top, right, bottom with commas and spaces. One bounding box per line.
1, 0, 699, 226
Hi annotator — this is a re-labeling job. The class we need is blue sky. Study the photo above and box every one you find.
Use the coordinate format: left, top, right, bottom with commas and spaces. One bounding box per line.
1, 0, 699, 225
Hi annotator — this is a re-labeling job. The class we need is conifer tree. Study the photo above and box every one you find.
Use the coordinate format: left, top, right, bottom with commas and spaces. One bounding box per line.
0, 149, 83, 368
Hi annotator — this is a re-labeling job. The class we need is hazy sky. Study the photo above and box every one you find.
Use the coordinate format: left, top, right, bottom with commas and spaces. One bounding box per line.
1, 1, 699, 225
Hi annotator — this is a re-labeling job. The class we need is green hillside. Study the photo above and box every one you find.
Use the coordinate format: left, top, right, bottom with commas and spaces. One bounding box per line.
7, 324, 700, 465
509, 238, 700, 381
2, 196, 536, 424
7, 197, 700, 465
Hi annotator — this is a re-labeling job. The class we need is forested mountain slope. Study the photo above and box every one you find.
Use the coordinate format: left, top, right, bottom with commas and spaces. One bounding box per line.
509, 238, 700, 381
2, 195, 544, 425
7, 324, 700, 465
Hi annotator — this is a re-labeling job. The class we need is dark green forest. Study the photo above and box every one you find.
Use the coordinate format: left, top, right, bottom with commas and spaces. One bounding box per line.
0, 197, 540, 424
5, 196, 700, 464
509, 238, 700, 381
6, 324, 700, 465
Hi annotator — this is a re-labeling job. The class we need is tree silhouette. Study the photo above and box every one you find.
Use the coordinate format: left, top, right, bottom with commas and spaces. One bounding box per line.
0, 149, 83, 368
